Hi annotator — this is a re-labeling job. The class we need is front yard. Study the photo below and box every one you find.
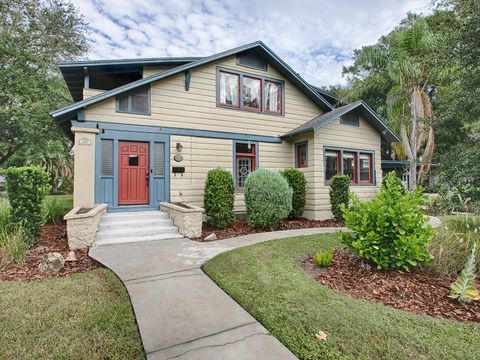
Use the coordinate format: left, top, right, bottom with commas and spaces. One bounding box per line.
0, 269, 144, 359
203, 233, 480, 360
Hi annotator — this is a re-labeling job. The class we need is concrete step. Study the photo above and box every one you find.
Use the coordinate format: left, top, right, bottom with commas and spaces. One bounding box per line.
101, 211, 170, 222
99, 218, 173, 231
97, 225, 179, 240
94, 232, 184, 246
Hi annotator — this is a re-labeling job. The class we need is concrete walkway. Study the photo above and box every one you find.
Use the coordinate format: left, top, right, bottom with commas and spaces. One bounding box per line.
89, 227, 341, 360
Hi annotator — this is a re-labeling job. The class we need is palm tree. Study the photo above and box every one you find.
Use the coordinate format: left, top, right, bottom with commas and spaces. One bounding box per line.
344, 15, 443, 190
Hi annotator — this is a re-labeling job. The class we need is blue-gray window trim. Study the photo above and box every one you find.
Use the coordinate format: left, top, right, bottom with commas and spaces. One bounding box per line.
115, 85, 151, 115
216, 66, 285, 116
233, 140, 259, 192
323, 145, 376, 186
294, 141, 308, 168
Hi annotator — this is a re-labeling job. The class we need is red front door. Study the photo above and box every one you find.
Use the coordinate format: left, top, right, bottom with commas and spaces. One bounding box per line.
118, 141, 149, 205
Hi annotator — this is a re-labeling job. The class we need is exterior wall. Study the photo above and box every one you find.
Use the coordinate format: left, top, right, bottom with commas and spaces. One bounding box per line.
313, 116, 382, 220
84, 55, 323, 136
72, 127, 98, 208
143, 65, 176, 77
83, 88, 105, 99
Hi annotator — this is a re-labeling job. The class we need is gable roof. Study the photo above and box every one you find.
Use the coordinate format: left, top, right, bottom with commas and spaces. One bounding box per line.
51, 41, 333, 125
281, 100, 400, 143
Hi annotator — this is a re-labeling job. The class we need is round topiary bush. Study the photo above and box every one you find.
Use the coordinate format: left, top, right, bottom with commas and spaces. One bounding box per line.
280, 168, 307, 219
329, 174, 350, 221
5, 166, 51, 246
204, 168, 235, 229
244, 168, 292, 229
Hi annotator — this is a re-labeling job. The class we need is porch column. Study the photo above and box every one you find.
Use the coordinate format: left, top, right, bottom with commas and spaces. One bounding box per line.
71, 126, 99, 208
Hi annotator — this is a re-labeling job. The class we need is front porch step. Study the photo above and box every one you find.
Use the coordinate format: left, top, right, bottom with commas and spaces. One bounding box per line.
94, 210, 184, 247
99, 218, 173, 231
95, 232, 184, 246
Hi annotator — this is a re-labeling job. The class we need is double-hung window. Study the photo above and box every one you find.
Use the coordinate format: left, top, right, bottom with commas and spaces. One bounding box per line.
218, 69, 283, 115
116, 86, 150, 115
324, 148, 374, 185
235, 142, 257, 189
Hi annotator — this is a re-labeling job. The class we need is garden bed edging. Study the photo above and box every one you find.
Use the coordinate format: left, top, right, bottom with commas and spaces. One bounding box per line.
63, 204, 108, 250
160, 202, 204, 238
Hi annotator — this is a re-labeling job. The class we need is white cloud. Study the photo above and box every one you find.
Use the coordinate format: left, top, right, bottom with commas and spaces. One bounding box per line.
73, 0, 431, 86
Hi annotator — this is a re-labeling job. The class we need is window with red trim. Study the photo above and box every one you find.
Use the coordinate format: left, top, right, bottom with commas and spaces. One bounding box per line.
243, 76, 261, 111
324, 149, 374, 185
235, 142, 256, 189
359, 153, 373, 183
219, 71, 240, 107
296, 143, 308, 168
265, 81, 282, 113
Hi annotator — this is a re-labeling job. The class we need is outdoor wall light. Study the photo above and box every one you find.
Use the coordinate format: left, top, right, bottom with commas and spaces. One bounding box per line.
176, 142, 183, 152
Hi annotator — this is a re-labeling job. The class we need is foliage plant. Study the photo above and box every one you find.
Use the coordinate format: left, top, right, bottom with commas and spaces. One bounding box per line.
0, 226, 27, 266
5, 166, 51, 246
280, 168, 307, 219
0, 199, 10, 235
42, 196, 72, 225
329, 175, 350, 222
449, 242, 480, 304
313, 250, 333, 267
428, 215, 480, 275
244, 169, 292, 229
339, 172, 434, 271
204, 168, 235, 229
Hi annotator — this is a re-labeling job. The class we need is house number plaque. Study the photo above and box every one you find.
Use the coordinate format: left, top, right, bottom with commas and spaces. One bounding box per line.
78, 138, 91, 146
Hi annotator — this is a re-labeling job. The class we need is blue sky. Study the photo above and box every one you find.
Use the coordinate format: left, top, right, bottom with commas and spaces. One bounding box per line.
73, 0, 430, 86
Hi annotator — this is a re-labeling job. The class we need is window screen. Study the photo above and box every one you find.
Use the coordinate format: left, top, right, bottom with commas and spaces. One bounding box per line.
340, 112, 359, 126
117, 86, 150, 114
101, 139, 113, 176
154, 142, 165, 176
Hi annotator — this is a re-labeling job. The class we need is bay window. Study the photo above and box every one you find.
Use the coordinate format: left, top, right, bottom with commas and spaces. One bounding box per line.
219, 71, 240, 107
217, 68, 283, 114
235, 142, 257, 189
324, 148, 374, 185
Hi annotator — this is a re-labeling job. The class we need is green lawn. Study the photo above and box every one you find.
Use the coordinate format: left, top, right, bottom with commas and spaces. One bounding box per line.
203, 233, 480, 360
0, 269, 144, 360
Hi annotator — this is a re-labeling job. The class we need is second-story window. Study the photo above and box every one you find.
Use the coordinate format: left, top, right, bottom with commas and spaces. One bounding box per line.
243, 76, 261, 110
218, 68, 283, 115
117, 86, 150, 115
219, 71, 240, 107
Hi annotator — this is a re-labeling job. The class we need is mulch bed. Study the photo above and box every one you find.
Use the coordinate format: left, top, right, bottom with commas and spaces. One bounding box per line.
0, 224, 101, 282
195, 218, 343, 241
301, 249, 480, 323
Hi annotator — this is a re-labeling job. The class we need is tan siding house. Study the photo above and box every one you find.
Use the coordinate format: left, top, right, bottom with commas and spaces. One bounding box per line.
52, 41, 398, 220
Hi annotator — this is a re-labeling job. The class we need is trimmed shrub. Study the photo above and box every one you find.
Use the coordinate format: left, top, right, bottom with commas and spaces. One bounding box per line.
204, 168, 235, 229
244, 169, 292, 229
329, 175, 350, 221
280, 168, 307, 219
0, 198, 10, 235
339, 172, 434, 271
5, 166, 51, 246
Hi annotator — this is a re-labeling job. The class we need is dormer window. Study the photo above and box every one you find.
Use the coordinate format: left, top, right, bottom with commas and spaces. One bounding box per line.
116, 86, 150, 115
217, 68, 284, 115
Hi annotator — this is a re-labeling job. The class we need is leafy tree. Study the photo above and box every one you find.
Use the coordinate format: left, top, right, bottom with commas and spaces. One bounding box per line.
0, 0, 88, 165
343, 14, 449, 189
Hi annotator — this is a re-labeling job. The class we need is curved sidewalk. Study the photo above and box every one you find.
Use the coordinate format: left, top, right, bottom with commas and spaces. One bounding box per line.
89, 227, 341, 360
